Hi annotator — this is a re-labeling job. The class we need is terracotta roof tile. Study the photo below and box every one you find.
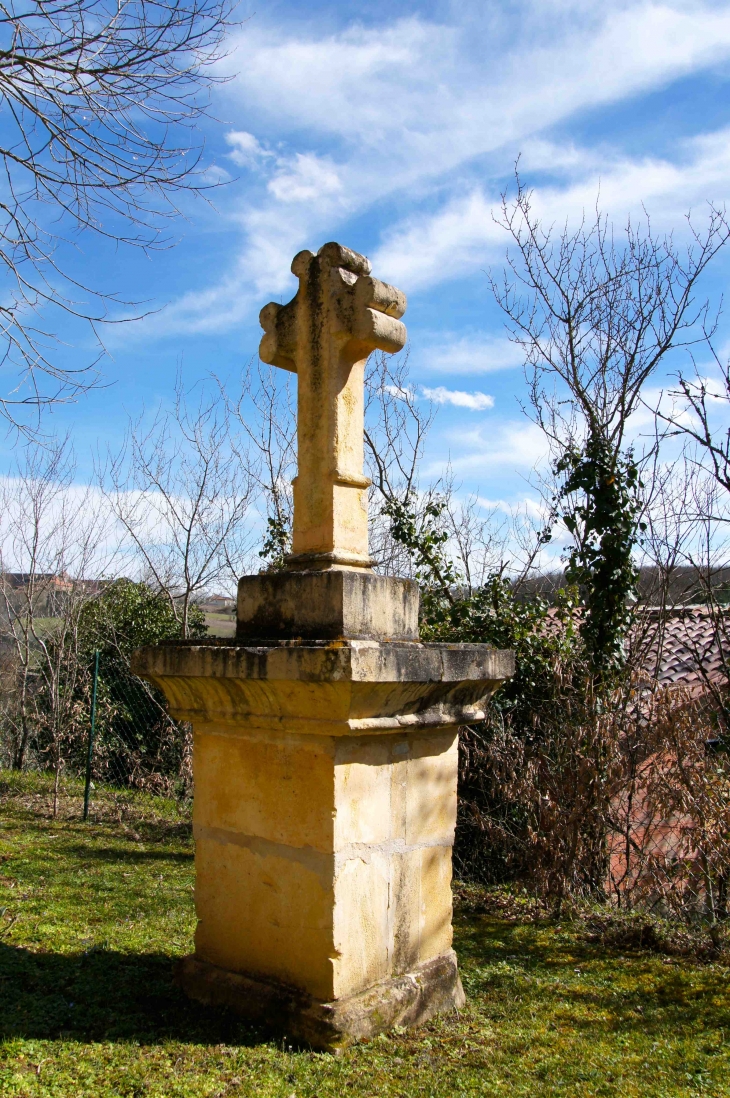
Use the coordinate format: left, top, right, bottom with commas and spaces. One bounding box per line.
638, 608, 729, 691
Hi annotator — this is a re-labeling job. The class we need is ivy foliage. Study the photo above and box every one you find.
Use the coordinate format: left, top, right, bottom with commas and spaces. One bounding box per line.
554, 436, 645, 672
380, 493, 459, 628
258, 514, 291, 572
384, 439, 644, 679
378, 492, 584, 729
379, 473, 637, 896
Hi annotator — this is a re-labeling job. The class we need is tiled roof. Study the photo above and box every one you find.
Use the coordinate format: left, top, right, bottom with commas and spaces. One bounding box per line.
543, 604, 730, 694
638, 607, 729, 692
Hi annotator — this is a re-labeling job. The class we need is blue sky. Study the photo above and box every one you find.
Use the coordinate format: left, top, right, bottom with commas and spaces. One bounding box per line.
9, 0, 730, 520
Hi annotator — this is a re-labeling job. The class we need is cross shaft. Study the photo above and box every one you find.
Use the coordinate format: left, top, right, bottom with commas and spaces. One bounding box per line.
259, 242, 407, 570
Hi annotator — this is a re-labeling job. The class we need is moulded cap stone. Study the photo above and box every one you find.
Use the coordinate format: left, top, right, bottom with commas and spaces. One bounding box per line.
317, 242, 372, 277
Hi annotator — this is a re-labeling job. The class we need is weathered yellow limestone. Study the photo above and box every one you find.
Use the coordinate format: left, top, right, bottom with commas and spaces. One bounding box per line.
259, 241, 406, 571
194, 721, 456, 1002
132, 242, 513, 1049
133, 640, 512, 1046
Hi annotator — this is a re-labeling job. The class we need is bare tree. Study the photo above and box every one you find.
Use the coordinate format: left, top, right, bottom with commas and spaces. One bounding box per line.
642, 358, 730, 712
0, 435, 111, 810
491, 176, 729, 456
0, 0, 234, 431
364, 350, 523, 590
223, 359, 297, 571
489, 175, 730, 666
364, 350, 446, 579
654, 347, 730, 501
106, 376, 254, 637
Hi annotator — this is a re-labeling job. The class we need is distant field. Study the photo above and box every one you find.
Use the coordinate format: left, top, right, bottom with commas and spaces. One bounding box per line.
203, 611, 236, 638
1, 771, 729, 1098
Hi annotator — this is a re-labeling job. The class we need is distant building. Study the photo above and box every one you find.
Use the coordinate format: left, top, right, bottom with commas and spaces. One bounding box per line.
2, 571, 74, 591
198, 594, 236, 613
0, 573, 113, 596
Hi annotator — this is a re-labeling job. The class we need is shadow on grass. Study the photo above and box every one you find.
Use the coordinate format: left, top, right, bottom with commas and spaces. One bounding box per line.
62, 845, 194, 864
0, 943, 265, 1047
4, 918, 729, 1053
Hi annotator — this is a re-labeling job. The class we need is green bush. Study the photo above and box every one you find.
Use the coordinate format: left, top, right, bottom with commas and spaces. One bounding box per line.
74, 579, 207, 793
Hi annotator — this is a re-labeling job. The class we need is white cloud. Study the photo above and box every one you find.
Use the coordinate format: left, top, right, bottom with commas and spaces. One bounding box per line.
478, 494, 550, 523
268, 153, 343, 204
374, 184, 519, 288
221, 3, 730, 177
0, 476, 119, 575
218, 17, 454, 145
138, 2, 730, 335
383, 383, 415, 400
417, 334, 523, 375
629, 373, 729, 439
225, 130, 272, 166
624, 383, 697, 436
375, 127, 730, 290
426, 420, 550, 478
374, 189, 496, 288
383, 380, 495, 409
421, 385, 494, 410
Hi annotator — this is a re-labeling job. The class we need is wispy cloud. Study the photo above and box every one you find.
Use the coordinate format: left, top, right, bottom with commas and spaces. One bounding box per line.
268, 153, 344, 203
417, 334, 523, 375
222, 3, 730, 181
426, 420, 549, 478
375, 128, 730, 289
421, 385, 494, 410
225, 130, 273, 166
145, 1, 730, 336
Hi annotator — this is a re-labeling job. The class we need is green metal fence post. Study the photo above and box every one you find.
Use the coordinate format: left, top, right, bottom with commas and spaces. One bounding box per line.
83, 650, 100, 821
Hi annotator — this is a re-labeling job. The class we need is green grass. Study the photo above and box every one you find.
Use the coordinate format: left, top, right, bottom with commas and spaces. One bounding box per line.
0, 771, 729, 1097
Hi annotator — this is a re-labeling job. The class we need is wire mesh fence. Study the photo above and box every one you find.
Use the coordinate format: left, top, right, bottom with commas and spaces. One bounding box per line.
0, 646, 193, 816
81, 650, 193, 812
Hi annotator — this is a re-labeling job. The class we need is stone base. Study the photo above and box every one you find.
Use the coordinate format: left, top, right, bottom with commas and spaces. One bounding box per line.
175, 950, 465, 1051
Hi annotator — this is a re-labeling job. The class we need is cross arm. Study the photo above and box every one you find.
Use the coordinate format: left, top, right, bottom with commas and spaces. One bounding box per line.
259, 300, 297, 373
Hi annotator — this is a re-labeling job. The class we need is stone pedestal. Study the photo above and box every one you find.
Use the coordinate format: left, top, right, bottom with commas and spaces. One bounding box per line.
133, 240, 513, 1047
132, 572, 512, 1049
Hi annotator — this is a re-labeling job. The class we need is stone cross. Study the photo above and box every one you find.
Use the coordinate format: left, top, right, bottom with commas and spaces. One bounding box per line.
259, 242, 407, 571
134, 241, 513, 1050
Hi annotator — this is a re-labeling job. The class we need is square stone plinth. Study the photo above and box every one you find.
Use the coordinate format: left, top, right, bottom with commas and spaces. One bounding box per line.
132, 640, 513, 1048
237, 569, 419, 642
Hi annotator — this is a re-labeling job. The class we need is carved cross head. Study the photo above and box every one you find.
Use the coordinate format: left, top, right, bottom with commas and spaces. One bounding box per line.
259, 242, 407, 571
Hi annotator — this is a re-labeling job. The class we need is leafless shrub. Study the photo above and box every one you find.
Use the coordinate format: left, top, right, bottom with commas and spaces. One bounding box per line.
609, 685, 730, 922
364, 350, 517, 581
457, 653, 627, 909
105, 375, 255, 635
223, 359, 297, 570
0, 434, 112, 810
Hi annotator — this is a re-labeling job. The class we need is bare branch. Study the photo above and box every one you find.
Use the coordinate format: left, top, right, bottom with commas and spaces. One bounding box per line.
0, 0, 236, 431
